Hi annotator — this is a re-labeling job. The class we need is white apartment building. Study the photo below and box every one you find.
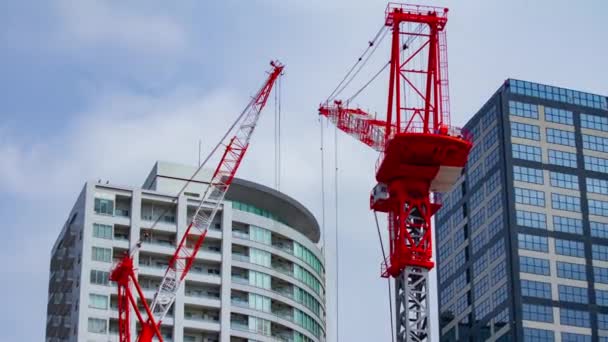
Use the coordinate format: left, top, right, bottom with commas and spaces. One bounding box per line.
46, 161, 326, 342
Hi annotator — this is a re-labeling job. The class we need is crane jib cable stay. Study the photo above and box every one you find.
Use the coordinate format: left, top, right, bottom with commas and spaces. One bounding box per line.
319, 3, 472, 342
110, 60, 284, 342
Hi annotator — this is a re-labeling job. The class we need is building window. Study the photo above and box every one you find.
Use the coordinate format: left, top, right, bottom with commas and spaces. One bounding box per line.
523, 327, 554, 342
249, 248, 271, 267
250, 225, 271, 245
87, 318, 107, 334
89, 294, 108, 309
484, 125, 499, 150
486, 193, 501, 217
518, 233, 548, 252
591, 221, 608, 238
584, 155, 608, 173
90, 270, 109, 285
248, 270, 271, 289
488, 213, 504, 238
582, 133, 608, 152
549, 172, 579, 190
93, 223, 113, 239
475, 297, 492, 321
520, 256, 550, 275
593, 244, 608, 261
558, 285, 588, 304
560, 308, 590, 328
511, 122, 540, 141
94, 197, 114, 215
521, 279, 551, 299
489, 239, 505, 261
493, 283, 508, 307
597, 290, 608, 306
587, 177, 608, 195
474, 274, 489, 298
486, 170, 502, 195
491, 261, 507, 284
468, 145, 482, 166
553, 216, 583, 234
516, 210, 547, 229
294, 264, 322, 295
599, 314, 608, 330
92, 247, 112, 263
551, 193, 581, 212
469, 209, 486, 236
294, 309, 322, 337
581, 113, 608, 131
546, 128, 576, 146
562, 333, 592, 342
589, 199, 608, 216
472, 231, 487, 255
473, 253, 488, 276
512, 143, 542, 162
468, 165, 484, 188
248, 316, 271, 336
509, 100, 539, 119
294, 242, 324, 276
485, 147, 500, 170
555, 239, 585, 257
548, 149, 577, 168
509, 79, 608, 110
482, 106, 497, 129
248, 293, 271, 312
596, 266, 608, 284
515, 188, 545, 207
522, 303, 553, 322
514, 166, 544, 184
545, 107, 573, 125
557, 261, 586, 280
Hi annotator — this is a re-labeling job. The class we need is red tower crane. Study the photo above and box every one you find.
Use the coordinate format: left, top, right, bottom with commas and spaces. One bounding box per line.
110, 61, 284, 342
319, 3, 471, 341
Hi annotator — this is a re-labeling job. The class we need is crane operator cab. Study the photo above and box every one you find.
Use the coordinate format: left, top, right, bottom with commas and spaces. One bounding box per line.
370, 182, 389, 211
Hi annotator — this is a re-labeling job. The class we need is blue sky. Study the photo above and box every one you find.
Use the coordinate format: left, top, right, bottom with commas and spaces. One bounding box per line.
1, 1, 607, 341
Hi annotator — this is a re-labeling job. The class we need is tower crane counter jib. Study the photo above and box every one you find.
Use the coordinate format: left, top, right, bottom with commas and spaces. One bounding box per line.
319, 3, 471, 341
110, 60, 284, 342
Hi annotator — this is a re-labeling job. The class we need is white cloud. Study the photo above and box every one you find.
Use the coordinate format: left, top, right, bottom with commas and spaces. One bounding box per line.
52, 0, 189, 56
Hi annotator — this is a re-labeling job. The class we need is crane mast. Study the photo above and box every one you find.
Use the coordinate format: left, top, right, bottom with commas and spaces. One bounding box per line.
110, 61, 284, 342
320, 3, 471, 341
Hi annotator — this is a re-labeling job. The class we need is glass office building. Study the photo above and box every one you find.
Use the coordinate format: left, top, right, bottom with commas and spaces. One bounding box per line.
435, 79, 608, 341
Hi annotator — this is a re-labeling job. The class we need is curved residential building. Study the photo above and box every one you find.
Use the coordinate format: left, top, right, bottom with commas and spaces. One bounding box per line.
45, 161, 326, 342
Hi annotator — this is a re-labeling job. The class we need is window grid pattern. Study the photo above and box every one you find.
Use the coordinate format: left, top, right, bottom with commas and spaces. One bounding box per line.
562, 333, 592, 342
517, 210, 547, 229
551, 193, 581, 212
549, 149, 577, 168
581, 113, 608, 131
599, 313, 608, 330
509, 100, 539, 119
560, 309, 590, 328
522, 304, 553, 323
589, 198, 608, 216
591, 221, 608, 238
596, 266, 608, 284
593, 244, 608, 261
514, 166, 544, 184
509, 79, 607, 110
558, 285, 588, 303
518, 233, 549, 252
521, 279, 551, 299
597, 290, 608, 306
553, 216, 583, 234
555, 239, 585, 257
549, 172, 579, 190
557, 261, 586, 280
584, 155, 608, 173
545, 107, 573, 125
515, 188, 546, 207
511, 122, 540, 140
520, 256, 550, 275
513, 143, 542, 162
583, 133, 608, 152
546, 128, 576, 146
587, 177, 608, 195
523, 327, 554, 342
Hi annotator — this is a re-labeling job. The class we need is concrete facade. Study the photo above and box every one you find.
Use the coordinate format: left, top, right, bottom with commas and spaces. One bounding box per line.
435, 80, 608, 341
46, 161, 326, 342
